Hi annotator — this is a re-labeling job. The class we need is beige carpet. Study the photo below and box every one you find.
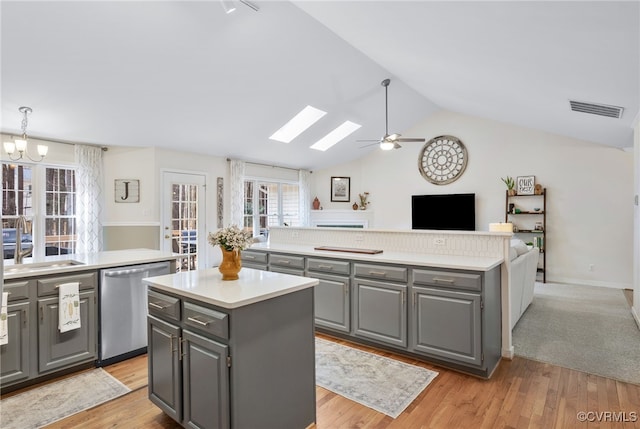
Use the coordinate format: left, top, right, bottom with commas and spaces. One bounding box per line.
315, 337, 438, 418
513, 282, 640, 385
0, 368, 131, 429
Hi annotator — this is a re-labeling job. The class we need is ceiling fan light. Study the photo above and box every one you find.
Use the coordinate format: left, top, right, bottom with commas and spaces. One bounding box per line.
380, 141, 395, 151
387, 133, 400, 141
37, 144, 49, 157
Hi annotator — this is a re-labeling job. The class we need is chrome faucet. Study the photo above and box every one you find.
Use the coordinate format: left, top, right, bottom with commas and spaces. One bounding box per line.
14, 216, 32, 264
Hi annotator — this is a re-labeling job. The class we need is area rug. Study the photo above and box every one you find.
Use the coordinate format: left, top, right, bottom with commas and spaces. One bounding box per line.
315, 337, 438, 418
513, 282, 640, 385
0, 368, 131, 429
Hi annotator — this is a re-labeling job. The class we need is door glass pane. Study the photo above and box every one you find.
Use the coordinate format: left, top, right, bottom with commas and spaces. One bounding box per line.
282, 183, 300, 227
171, 183, 198, 272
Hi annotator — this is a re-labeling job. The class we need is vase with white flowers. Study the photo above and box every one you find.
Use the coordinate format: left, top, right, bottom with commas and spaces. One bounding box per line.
208, 225, 254, 280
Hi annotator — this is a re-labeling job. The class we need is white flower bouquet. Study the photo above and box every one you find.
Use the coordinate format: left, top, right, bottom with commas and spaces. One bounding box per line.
208, 225, 254, 251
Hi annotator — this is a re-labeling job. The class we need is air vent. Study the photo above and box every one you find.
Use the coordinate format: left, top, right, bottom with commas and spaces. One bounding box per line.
569, 100, 624, 118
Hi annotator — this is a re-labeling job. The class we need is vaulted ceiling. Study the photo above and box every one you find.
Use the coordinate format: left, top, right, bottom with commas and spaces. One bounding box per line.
1, 1, 638, 170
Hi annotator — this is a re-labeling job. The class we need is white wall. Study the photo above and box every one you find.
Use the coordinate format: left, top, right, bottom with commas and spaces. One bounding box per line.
103, 147, 228, 267
633, 116, 639, 325
311, 111, 634, 288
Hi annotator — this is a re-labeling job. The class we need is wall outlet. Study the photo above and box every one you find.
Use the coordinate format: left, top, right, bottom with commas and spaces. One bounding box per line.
589, 264, 594, 272
434, 238, 446, 246
292, 231, 299, 239
355, 234, 364, 242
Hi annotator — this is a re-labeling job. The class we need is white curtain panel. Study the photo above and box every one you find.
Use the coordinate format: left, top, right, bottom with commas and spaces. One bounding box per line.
229, 159, 245, 228
75, 145, 103, 253
299, 169, 311, 227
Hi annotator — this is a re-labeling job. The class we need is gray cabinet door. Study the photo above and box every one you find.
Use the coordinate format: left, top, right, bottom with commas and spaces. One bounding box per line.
312, 273, 350, 333
182, 329, 230, 429
148, 315, 182, 423
0, 301, 31, 385
353, 279, 407, 347
37, 290, 97, 373
411, 286, 482, 366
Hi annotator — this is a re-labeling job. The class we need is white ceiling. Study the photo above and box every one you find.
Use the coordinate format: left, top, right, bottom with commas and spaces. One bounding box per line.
1, 1, 638, 171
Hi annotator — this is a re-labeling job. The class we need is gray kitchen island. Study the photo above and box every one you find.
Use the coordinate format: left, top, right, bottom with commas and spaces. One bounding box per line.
143, 267, 318, 429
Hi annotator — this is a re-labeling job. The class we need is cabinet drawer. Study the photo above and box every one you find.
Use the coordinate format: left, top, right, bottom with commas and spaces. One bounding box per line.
241, 250, 268, 264
37, 272, 97, 296
148, 290, 181, 321
4, 280, 30, 301
270, 254, 305, 269
412, 269, 481, 292
183, 302, 229, 340
354, 263, 407, 283
307, 258, 350, 276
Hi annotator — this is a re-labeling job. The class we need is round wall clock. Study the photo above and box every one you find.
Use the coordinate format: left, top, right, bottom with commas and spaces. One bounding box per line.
418, 135, 468, 185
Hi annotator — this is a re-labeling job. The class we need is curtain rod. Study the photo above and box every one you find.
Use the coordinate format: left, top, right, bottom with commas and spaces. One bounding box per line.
226, 158, 311, 173
1, 131, 108, 151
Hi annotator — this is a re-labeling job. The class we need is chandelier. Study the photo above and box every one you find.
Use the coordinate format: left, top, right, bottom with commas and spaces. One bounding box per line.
3, 106, 48, 162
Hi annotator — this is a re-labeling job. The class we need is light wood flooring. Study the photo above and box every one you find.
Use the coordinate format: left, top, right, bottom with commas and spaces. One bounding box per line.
5, 332, 640, 429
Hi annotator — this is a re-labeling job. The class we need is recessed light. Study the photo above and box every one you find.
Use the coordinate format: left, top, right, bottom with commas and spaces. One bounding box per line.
269, 106, 327, 143
310, 121, 362, 151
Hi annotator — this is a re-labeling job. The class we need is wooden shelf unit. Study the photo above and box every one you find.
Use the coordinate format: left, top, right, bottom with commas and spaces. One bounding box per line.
505, 188, 546, 283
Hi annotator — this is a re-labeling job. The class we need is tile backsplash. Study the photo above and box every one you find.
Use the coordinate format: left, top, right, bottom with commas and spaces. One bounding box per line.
269, 227, 509, 258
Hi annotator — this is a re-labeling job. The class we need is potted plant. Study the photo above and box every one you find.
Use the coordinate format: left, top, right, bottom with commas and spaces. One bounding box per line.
501, 176, 516, 196
208, 225, 254, 280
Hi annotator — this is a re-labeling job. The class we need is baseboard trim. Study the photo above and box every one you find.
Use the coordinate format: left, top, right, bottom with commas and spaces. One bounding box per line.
501, 346, 515, 360
632, 306, 640, 330
549, 277, 632, 290
103, 222, 160, 227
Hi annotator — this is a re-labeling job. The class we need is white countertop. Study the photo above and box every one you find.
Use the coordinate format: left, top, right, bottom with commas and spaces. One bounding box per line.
4, 249, 179, 280
249, 243, 503, 271
143, 267, 318, 309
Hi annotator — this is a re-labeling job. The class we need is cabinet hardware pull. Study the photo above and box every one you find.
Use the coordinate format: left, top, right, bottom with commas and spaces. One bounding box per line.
179, 337, 185, 361
149, 301, 169, 310
244, 255, 255, 259
402, 290, 405, 305
170, 334, 178, 354
318, 265, 333, 270
369, 271, 387, 277
23, 309, 27, 326
278, 260, 290, 265
344, 284, 348, 296
187, 316, 211, 326
40, 305, 43, 322
433, 277, 455, 284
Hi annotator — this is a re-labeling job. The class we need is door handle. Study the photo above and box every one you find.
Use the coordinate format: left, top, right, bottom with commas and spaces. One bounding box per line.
164, 235, 171, 239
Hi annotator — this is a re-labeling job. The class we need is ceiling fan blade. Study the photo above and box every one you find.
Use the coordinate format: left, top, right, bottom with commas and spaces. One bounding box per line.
357, 139, 382, 142
396, 138, 425, 143
393, 142, 402, 149
359, 142, 381, 149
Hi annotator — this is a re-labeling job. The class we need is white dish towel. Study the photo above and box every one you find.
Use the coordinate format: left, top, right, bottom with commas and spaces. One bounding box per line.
0, 292, 8, 345
58, 282, 81, 333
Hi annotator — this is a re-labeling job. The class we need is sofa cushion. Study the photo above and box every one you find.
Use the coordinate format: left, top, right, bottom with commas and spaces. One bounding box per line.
511, 239, 529, 256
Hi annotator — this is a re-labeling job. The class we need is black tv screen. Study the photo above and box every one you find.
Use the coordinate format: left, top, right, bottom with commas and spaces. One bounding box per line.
412, 193, 476, 231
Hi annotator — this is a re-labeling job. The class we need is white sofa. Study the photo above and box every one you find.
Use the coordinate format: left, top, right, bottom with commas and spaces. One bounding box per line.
509, 239, 540, 330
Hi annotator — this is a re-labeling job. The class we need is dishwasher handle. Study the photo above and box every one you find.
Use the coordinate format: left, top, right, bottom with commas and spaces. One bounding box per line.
102, 262, 170, 278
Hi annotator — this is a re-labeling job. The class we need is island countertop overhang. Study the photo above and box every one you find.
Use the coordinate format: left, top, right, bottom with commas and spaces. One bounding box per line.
144, 267, 318, 309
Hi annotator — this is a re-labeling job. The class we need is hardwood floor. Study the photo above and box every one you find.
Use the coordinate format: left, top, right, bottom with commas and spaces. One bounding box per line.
16, 334, 640, 428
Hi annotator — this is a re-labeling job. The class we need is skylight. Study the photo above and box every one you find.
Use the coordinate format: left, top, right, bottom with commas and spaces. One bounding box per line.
310, 121, 362, 151
269, 105, 327, 143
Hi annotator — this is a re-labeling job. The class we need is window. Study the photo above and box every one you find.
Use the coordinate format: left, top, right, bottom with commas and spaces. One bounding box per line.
2, 162, 77, 260
243, 179, 300, 236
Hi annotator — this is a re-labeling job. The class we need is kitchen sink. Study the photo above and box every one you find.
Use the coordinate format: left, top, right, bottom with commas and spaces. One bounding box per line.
4, 260, 85, 274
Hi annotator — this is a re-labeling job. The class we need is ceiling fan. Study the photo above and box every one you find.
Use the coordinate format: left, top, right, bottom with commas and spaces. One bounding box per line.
359, 78, 425, 150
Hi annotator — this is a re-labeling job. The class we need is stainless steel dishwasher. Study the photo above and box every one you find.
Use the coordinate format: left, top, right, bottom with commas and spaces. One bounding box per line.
98, 261, 171, 365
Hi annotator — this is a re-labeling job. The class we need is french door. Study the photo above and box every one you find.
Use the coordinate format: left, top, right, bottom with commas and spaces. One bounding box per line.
161, 172, 206, 272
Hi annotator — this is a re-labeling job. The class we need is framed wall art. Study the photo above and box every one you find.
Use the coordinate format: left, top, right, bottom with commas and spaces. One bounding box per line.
114, 179, 140, 203
330, 176, 350, 202
516, 175, 535, 195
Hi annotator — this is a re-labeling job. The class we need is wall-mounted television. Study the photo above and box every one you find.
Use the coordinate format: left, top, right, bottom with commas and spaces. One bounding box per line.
411, 193, 476, 231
